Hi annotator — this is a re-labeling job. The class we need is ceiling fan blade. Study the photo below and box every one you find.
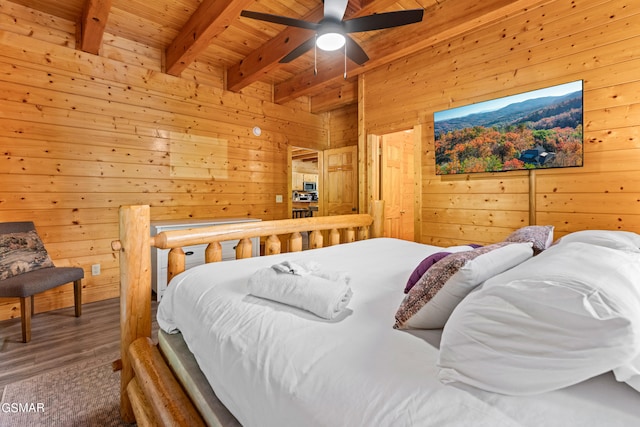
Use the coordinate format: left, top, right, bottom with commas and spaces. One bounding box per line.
240, 11, 319, 30
279, 38, 316, 63
323, 0, 349, 21
345, 36, 369, 65
343, 9, 424, 33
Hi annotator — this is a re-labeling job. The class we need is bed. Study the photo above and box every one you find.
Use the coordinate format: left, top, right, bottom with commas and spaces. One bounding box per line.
113, 203, 640, 426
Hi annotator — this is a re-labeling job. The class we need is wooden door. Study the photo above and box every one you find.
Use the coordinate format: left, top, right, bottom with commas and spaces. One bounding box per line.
381, 136, 402, 237
381, 132, 415, 240
324, 146, 358, 215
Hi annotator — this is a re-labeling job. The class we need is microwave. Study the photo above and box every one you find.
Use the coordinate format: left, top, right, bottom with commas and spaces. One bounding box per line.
303, 181, 316, 191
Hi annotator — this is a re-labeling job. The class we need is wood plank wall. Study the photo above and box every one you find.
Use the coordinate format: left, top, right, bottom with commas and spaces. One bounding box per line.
0, 3, 327, 321
329, 104, 358, 149
363, 0, 640, 246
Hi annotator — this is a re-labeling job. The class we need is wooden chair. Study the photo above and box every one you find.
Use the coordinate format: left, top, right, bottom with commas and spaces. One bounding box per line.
0, 221, 83, 343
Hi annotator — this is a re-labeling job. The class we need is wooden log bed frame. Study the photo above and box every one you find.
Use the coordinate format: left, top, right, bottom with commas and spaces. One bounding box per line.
111, 201, 385, 426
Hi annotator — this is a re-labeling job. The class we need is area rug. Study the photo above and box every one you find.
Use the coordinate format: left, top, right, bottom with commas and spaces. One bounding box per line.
0, 352, 134, 426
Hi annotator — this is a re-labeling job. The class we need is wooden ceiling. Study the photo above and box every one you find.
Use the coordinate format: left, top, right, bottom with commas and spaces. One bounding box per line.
7, 0, 548, 111
292, 148, 319, 162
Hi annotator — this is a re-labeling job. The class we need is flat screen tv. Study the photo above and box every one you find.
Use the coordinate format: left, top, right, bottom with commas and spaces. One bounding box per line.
434, 80, 583, 175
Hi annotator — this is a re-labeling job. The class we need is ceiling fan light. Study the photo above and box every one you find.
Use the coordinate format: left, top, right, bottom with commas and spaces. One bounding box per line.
316, 32, 345, 51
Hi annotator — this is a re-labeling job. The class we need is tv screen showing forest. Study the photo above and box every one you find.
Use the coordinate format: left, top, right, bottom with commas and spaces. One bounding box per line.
434, 80, 583, 175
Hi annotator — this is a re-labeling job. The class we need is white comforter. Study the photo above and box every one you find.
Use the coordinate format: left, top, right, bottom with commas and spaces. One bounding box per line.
157, 238, 640, 427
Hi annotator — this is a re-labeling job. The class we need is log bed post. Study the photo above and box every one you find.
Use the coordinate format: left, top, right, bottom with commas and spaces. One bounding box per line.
289, 231, 303, 252
205, 241, 223, 263
117, 205, 152, 423
309, 230, 323, 248
236, 237, 253, 259
265, 234, 281, 255
168, 247, 186, 283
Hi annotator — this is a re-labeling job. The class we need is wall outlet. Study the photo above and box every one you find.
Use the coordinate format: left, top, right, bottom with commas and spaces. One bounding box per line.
275, 194, 283, 203
91, 263, 101, 276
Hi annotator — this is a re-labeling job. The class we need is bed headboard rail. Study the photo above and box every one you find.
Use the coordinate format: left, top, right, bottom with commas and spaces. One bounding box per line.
155, 213, 378, 282
153, 213, 375, 250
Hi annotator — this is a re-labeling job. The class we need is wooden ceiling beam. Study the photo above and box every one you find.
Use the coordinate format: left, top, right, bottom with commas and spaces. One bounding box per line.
274, 0, 553, 104
77, 0, 112, 55
165, 0, 254, 76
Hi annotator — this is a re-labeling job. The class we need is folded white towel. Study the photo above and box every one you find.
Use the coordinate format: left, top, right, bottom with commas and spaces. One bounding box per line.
271, 260, 316, 276
313, 269, 351, 284
271, 260, 351, 283
247, 267, 353, 320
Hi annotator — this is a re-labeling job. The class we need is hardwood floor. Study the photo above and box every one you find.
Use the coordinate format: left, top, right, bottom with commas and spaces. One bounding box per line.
0, 297, 158, 393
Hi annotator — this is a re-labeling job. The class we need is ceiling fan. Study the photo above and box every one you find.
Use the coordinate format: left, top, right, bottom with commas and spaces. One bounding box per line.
240, 0, 424, 66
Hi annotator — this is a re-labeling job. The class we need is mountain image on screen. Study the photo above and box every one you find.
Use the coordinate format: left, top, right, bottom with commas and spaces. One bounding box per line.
434, 81, 583, 175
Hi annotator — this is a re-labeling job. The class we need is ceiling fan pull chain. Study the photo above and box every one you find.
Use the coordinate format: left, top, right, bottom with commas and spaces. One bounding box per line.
314, 34, 318, 76
344, 42, 347, 79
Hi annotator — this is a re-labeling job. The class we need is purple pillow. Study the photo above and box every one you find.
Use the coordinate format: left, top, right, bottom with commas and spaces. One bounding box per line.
404, 244, 482, 293
404, 252, 452, 293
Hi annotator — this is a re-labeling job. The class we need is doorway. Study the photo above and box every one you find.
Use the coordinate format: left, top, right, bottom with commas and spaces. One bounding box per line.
373, 128, 420, 241
290, 147, 321, 219
323, 145, 358, 216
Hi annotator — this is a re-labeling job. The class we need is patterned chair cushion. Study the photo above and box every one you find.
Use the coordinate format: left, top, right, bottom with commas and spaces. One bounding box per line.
0, 230, 55, 281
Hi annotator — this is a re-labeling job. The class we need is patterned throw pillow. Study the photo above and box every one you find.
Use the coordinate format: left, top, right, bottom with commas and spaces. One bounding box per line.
504, 225, 554, 255
404, 244, 483, 294
0, 230, 54, 280
394, 242, 533, 329
404, 252, 452, 293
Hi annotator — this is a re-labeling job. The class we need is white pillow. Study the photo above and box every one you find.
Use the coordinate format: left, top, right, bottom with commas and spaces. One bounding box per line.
437, 242, 640, 395
554, 230, 640, 252
394, 242, 533, 329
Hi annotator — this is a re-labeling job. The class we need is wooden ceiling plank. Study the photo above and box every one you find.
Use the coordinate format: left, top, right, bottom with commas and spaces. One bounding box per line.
78, 0, 112, 55
274, 0, 552, 103
165, 0, 254, 76
292, 148, 319, 161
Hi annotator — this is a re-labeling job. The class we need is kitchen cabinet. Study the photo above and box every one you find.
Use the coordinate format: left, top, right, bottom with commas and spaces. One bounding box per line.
151, 218, 261, 301
303, 173, 318, 184
292, 173, 318, 190
292, 172, 304, 190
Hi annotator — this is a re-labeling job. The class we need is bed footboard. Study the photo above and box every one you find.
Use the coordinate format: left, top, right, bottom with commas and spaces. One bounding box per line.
112, 201, 384, 424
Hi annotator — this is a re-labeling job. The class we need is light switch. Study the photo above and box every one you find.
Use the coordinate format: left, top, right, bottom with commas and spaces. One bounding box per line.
275, 194, 283, 203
